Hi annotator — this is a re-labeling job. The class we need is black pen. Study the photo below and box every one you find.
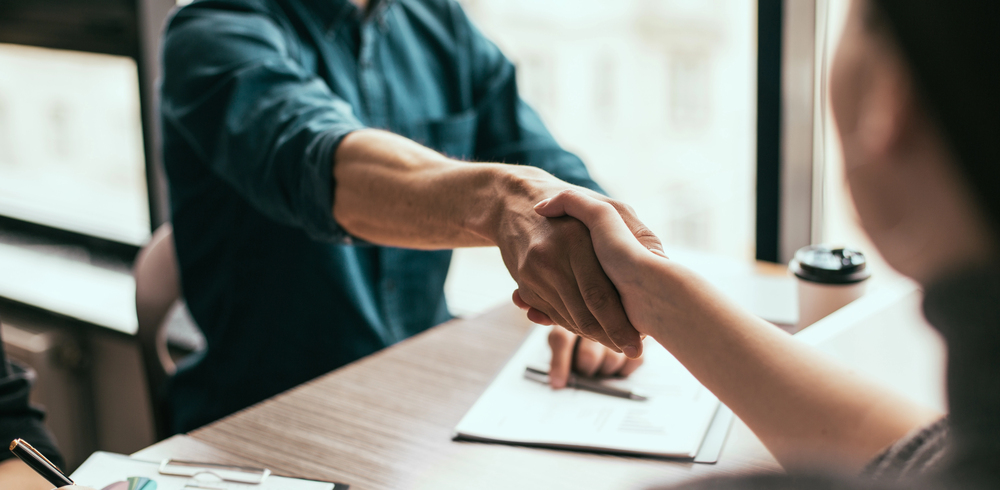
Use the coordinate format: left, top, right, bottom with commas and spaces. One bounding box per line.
524, 366, 648, 401
10, 438, 74, 488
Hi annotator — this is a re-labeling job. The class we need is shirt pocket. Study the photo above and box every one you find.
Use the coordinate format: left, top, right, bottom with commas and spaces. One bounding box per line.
412, 109, 478, 161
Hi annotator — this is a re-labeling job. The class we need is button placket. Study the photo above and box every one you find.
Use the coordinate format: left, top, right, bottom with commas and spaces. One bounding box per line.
357, 24, 387, 128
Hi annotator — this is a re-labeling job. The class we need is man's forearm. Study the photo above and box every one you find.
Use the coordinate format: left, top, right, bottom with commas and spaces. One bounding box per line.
332, 129, 559, 249
334, 129, 655, 356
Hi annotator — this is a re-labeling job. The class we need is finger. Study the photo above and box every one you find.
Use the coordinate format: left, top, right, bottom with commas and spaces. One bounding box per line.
569, 236, 643, 358
555, 283, 618, 349
548, 326, 577, 388
619, 355, 645, 377
598, 350, 629, 377
513, 290, 557, 325
607, 200, 666, 257
573, 337, 614, 378
514, 290, 557, 325
526, 307, 555, 325
512, 289, 530, 310
517, 286, 574, 331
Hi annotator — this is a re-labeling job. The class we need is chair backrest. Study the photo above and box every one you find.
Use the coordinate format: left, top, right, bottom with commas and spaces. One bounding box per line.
134, 223, 180, 440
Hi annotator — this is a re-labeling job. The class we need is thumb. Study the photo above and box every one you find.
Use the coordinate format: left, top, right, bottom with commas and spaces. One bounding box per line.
606, 202, 666, 258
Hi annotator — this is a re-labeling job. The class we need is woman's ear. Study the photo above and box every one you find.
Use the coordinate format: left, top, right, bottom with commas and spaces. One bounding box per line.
856, 52, 917, 161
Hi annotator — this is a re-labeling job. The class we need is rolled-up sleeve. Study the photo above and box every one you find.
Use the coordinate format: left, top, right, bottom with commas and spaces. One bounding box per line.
161, 7, 367, 241
459, 7, 604, 195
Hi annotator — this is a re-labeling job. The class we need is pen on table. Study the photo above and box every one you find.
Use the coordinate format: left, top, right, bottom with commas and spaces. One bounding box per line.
9, 438, 74, 488
524, 366, 648, 401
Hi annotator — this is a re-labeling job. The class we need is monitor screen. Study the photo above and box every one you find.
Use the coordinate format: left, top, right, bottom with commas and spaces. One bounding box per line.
0, 43, 150, 246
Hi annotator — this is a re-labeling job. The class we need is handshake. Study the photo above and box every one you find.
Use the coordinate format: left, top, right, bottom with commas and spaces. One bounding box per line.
496, 183, 669, 389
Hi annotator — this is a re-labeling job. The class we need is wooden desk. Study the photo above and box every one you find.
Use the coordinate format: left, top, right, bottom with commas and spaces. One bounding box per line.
132, 282, 945, 490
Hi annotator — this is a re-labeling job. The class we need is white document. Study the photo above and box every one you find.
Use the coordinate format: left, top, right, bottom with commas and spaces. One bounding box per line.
71, 452, 338, 490
454, 326, 720, 458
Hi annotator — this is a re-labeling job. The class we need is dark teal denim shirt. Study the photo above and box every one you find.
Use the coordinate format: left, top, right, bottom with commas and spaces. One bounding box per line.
160, 0, 603, 432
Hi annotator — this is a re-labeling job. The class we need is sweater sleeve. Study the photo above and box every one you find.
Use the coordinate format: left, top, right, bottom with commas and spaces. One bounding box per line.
0, 326, 64, 471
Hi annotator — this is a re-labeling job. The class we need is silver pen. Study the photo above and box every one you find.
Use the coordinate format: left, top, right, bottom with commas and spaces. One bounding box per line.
524, 366, 648, 401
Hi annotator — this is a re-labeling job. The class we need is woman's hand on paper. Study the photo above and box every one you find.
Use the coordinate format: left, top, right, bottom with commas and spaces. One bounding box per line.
543, 325, 644, 389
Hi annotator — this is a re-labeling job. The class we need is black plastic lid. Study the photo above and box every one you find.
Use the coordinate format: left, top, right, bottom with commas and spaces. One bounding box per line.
789, 245, 871, 284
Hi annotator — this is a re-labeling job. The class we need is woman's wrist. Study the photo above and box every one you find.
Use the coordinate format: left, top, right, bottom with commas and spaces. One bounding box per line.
615, 254, 687, 339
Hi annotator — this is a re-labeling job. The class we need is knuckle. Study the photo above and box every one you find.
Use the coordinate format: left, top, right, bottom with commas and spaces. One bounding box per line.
516, 286, 541, 304
523, 244, 557, 273
558, 188, 581, 200
581, 283, 614, 313
576, 315, 603, 336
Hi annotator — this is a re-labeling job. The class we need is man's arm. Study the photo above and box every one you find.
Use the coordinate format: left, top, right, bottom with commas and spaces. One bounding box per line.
162, 5, 656, 358
333, 129, 656, 357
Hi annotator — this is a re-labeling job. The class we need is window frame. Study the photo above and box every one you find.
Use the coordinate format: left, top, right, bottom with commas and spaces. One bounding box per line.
0, 0, 174, 257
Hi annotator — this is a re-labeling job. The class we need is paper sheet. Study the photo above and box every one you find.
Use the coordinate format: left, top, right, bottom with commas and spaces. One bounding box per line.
454, 326, 720, 458
71, 452, 339, 490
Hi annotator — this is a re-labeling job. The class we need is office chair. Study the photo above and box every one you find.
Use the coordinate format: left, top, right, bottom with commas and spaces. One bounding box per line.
134, 223, 180, 440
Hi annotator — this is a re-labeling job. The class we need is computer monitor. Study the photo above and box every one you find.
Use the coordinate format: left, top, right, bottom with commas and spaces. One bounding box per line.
0, 42, 151, 246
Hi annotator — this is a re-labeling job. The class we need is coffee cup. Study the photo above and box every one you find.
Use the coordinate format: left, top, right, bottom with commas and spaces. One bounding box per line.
788, 245, 871, 330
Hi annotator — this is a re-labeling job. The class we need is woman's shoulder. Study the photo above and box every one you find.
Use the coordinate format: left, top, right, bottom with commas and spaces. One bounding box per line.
656, 418, 955, 490
863, 417, 950, 481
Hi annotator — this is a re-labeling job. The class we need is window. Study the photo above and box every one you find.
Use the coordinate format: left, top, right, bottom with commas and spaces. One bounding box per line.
446, 0, 758, 315
815, 0, 897, 279
0, 43, 149, 246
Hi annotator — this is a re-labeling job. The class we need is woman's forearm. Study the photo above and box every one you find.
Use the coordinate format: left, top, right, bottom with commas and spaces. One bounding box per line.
531, 189, 942, 473
633, 259, 941, 472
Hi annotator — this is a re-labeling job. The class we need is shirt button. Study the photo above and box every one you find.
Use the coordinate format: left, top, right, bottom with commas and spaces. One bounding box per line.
385, 279, 396, 292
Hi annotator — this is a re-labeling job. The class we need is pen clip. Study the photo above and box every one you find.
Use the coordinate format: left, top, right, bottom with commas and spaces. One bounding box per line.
160, 459, 271, 484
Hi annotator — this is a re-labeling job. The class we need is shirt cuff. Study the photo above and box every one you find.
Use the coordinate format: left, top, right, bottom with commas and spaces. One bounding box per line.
299, 123, 371, 245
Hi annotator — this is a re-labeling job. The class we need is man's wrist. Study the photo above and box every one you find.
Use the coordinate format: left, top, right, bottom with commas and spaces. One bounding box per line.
473, 165, 559, 245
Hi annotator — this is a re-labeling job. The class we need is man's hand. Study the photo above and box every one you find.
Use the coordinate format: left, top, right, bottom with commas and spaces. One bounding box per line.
331, 131, 662, 355
493, 167, 662, 358
544, 325, 643, 388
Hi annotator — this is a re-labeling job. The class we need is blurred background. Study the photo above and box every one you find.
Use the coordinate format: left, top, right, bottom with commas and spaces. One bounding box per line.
0, 0, 874, 470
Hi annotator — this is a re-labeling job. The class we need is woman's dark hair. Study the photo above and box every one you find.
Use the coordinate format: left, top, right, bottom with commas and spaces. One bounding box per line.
872, 1, 1000, 233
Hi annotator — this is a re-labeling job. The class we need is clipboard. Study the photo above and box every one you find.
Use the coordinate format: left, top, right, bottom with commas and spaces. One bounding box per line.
71, 452, 349, 489
454, 325, 734, 462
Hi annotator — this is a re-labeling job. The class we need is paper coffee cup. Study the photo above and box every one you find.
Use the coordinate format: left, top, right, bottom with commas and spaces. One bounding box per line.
788, 245, 870, 330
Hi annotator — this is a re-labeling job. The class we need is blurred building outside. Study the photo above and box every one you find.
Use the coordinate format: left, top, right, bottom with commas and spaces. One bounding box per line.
448, 0, 758, 314
0, 43, 149, 246
0, 0, 887, 315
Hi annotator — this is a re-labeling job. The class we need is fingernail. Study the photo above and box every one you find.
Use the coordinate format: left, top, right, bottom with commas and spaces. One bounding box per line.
534, 198, 552, 209
623, 344, 639, 359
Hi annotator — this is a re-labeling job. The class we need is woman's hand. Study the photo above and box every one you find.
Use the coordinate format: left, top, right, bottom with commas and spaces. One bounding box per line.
545, 325, 644, 388
532, 191, 941, 473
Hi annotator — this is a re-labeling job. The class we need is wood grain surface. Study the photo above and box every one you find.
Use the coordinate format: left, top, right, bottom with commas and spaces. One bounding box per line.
170, 304, 780, 490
